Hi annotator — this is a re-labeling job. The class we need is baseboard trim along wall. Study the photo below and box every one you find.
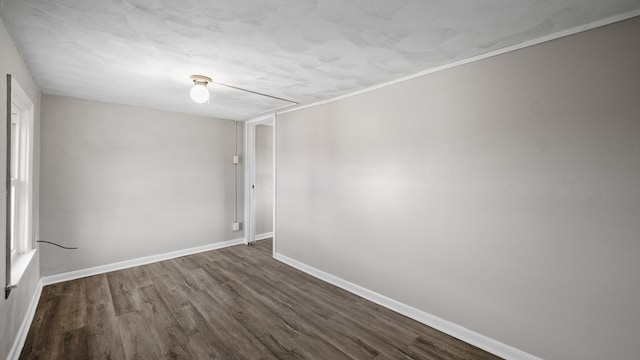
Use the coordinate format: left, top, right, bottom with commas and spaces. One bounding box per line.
255, 232, 274, 241
7, 279, 43, 360
42, 238, 245, 286
10, 238, 244, 359
274, 253, 543, 360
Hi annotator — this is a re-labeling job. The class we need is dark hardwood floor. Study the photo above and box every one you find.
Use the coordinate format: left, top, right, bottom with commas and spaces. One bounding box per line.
21, 239, 501, 359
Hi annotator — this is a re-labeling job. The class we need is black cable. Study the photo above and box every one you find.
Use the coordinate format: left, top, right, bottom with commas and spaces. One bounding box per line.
36, 240, 78, 250
212, 81, 298, 104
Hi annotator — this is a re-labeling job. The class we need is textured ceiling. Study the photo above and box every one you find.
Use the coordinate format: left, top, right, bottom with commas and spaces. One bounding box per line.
1, 0, 640, 120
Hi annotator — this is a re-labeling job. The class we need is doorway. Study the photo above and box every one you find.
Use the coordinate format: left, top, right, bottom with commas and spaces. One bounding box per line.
244, 115, 275, 255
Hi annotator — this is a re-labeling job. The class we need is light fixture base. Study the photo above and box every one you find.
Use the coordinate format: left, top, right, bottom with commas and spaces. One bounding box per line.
191, 75, 212, 84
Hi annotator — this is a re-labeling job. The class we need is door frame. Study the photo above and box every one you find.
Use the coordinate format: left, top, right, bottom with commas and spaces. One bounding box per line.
244, 114, 276, 256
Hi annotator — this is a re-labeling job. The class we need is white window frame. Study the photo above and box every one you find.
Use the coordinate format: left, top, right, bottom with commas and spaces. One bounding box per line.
10, 110, 19, 258
5, 75, 36, 298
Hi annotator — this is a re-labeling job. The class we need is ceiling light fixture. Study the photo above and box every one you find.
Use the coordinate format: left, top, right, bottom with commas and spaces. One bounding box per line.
190, 75, 211, 104
188, 74, 299, 112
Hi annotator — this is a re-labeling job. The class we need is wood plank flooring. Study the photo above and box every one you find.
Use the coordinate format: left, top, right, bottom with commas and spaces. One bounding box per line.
21, 239, 501, 359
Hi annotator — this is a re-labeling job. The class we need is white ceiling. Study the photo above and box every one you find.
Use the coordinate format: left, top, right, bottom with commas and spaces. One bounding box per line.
2, 0, 639, 120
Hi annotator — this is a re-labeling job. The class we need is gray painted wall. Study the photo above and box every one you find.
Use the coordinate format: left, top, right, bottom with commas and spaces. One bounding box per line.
40, 95, 243, 276
0, 17, 41, 359
276, 17, 640, 360
255, 124, 273, 236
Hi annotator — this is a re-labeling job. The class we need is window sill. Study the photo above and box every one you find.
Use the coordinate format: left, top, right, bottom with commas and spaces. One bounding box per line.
10, 249, 37, 286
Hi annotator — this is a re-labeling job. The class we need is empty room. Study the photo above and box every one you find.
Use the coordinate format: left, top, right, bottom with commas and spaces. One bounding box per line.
1, 1, 640, 359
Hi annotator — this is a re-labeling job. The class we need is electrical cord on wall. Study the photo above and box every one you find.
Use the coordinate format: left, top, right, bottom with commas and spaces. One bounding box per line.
36, 240, 78, 250
6, 240, 77, 298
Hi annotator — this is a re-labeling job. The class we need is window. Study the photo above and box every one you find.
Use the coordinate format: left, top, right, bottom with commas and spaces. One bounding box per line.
5, 75, 35, 298
10, 110, 19, 258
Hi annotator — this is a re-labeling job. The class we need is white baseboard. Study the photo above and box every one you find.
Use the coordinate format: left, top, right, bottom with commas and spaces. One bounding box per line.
42, 238, 244, 286
274, 253, 542, 360
8, 238, 244, 359
7, 279, 43, 360
255, 232, 274, 241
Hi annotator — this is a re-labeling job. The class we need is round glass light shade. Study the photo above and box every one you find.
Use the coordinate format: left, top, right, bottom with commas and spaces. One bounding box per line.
190, 83, 210, 104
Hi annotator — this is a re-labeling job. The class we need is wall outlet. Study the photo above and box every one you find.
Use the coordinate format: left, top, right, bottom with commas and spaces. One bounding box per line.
232, 222, 241, 231
232, 155, 240, 164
